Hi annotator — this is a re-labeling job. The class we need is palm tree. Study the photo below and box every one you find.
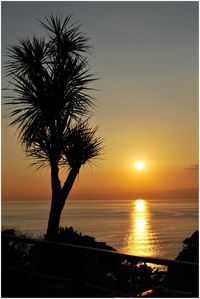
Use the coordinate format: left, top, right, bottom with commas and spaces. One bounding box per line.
5, 15, 103, 239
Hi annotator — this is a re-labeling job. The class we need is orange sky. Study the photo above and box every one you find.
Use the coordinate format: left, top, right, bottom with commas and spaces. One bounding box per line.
2, 122, 198, 201
2, 2, 198, 201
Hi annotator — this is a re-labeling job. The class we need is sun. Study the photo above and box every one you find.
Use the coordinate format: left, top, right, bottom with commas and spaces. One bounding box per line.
135, 160, 145, 171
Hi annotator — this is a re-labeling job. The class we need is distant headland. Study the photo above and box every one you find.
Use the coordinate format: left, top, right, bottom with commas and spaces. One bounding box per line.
3, 188, 198, 202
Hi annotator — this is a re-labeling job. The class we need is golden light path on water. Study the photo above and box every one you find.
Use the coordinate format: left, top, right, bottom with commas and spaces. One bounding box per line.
124, 199, 159, 257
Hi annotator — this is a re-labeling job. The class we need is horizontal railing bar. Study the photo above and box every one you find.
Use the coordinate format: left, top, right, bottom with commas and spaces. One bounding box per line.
2, 233, 198, 268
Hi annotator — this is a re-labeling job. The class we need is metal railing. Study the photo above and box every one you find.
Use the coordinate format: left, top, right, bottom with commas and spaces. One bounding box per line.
2, 233, 199, 297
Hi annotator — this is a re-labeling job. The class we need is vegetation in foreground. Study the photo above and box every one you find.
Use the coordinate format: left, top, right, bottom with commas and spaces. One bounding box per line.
2, 227, 164, 297
2, 227, 198, 297
166, 230, 199, 297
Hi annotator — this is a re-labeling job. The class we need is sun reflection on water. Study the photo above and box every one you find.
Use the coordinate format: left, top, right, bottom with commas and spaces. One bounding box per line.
135, 199, 145, 212
124, 199, 159, 257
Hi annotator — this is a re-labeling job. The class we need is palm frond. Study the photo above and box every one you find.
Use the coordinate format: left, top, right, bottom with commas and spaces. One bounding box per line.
5, 14, 100, 170
62, 121, 103, 169
40, 14, 90, 56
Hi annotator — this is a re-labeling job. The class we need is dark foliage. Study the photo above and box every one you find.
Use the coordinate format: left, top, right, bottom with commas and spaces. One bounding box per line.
50, 226, 115, 251
167, 231, 199, 297
176, 230, 199, 263
2, 228, 160, 297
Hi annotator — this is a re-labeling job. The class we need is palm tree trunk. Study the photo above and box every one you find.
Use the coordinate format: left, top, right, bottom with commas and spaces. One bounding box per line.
60, 165, 80, 210
46, 199, 62, 239
46, 164, 80, 239
46, 159, 62, 239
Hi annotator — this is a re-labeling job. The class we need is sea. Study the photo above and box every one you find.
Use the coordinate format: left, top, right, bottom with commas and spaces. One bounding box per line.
2, 198, 199, 260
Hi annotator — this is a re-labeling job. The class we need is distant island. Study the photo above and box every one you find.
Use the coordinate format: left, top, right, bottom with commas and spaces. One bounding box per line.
69, 187, 198, 201
4, 187, 198, 202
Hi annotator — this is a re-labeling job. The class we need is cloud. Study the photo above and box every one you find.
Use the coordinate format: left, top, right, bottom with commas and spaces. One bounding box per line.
184, 164, 199, 170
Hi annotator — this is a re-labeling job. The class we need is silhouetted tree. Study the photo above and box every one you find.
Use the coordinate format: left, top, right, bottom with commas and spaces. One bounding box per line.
167, 231, 199, 296
176, 230, 198, 262
5, 15, 102, 239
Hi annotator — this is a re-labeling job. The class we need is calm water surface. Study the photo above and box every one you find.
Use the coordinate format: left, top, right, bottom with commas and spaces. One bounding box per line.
2, 198, 198, 259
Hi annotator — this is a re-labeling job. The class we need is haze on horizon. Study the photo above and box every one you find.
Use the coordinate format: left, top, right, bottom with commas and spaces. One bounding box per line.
2, 2, 198, 201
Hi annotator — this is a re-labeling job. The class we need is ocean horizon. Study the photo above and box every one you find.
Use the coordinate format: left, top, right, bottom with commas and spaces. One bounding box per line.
2, 198, 198, 260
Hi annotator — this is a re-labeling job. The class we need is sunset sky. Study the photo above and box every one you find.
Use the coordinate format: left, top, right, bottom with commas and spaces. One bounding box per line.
2, 1, 198, 201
